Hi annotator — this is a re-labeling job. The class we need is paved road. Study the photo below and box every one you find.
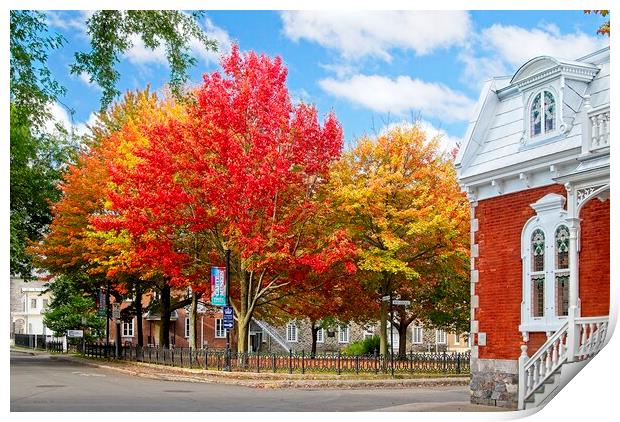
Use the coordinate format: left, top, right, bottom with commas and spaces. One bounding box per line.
10, 351, 485, 412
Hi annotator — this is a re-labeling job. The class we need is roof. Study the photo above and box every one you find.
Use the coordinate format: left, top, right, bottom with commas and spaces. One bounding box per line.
456, 47, 609, 192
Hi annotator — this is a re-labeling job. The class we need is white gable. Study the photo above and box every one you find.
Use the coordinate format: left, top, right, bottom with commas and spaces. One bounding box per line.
456, 47, 609, 201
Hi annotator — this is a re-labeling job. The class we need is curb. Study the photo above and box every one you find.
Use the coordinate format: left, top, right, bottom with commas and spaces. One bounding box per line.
64, 355, 470, 389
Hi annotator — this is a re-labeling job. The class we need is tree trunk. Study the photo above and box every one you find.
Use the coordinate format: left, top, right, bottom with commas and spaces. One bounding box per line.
398, 324, 408, 358
135, 285, 143, 347
159, 283, 171, 348
189, 292, 198, 349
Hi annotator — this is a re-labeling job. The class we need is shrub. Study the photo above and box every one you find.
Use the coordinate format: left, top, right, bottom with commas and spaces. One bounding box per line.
341, 335, 380, 356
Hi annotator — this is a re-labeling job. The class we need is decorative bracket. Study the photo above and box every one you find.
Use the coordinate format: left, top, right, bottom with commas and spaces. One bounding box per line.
491, 179, 503, 195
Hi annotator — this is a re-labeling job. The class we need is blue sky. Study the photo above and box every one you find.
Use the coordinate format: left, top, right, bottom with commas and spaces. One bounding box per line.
44, 10, 609, 151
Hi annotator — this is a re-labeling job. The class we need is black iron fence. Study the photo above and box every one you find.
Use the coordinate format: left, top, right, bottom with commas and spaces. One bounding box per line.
14, 334, 53, 350
83, 344, 470, 375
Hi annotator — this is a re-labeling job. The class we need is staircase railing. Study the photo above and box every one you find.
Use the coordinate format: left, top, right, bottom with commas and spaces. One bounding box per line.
518, 322, 569, 409
253, 319, 290, 352
518, 315, 609, 409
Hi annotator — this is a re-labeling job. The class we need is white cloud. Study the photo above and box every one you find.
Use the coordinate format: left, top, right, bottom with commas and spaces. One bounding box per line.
481, 24, 609, 68
460, 23, 609, 89
382, 120, 461, 154
281, 11, 471, 61
319, 74, 475, 122
43, 102, 99, 137
124, 15, 231, 68
46, 10, 92, 36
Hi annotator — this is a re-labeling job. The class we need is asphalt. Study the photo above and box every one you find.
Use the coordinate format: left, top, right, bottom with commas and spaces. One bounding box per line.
10, 348, 508, 412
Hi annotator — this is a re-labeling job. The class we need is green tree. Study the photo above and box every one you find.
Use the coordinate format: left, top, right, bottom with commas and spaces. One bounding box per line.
71, 10, 217, 109
42, 274, 105, 339
10, 10, 217, 280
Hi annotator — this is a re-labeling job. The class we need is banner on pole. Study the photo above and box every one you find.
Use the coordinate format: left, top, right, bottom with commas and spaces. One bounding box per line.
211, 266, 227, 306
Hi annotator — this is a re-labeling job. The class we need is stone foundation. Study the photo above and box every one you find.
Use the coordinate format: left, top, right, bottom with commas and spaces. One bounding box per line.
470, 358, 518, 409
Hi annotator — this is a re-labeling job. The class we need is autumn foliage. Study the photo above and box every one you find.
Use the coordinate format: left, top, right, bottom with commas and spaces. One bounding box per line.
33, 46, 470, 352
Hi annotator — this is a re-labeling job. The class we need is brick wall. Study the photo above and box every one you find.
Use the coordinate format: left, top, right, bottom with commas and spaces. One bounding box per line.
474, 184, 565, 360
579, 197, 610, 317
474, 184, 610, 360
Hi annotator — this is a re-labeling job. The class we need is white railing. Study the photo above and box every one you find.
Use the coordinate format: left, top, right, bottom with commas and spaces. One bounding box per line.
573, 316, 608, 361
583, 96, 610, 153
253, 319, 290, 352
518, 315, 609, 409
518, 323, 569, 409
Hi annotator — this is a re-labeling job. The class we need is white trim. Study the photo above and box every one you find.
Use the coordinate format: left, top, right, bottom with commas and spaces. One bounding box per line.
214, 318, 226, 338
520, 193, 572, 334
338, 325, 349, 343
412, 325, 423, 344
122, 318, 135, 338
436, 329, 447, 344
286, 322, 298, 343
316, 328, 324, 343
184, 317, 190, 338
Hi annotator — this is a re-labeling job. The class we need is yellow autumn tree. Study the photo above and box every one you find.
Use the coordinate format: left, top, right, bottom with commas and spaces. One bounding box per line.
328, 125, 470, 356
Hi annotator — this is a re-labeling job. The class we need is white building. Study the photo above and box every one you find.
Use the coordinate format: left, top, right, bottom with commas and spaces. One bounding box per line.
10, 278, 53, 336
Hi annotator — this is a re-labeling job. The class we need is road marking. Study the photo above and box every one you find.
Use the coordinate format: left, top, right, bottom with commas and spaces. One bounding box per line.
72, 371, 106, 377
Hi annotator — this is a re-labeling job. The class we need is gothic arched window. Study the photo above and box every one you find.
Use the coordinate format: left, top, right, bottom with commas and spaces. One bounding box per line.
530, 90, 556, 137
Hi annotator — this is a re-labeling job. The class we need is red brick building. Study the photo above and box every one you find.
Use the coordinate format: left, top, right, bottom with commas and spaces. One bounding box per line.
456, 47, 610, 409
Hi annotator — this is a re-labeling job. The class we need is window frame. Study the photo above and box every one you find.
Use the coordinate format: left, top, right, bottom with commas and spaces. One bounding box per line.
122, 318, 134, 337
286, 322, 298, 343
338, 325, 350, 344
525, 87, 560, 144
520, 194, 570, 333
316, 328, 324, 343
436, 329, 447, 344
215, 318, 226, 338
412, 325, 424, 344
184, 317, 191, 338
30, 298, 37, 309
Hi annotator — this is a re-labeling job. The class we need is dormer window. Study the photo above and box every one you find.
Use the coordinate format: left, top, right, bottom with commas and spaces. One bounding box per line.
530, 90, 556, 137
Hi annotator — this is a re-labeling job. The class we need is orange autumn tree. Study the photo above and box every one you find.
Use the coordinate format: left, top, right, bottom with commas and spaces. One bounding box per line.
31, 89, 184, 346
327, 125, 470, 356
98, 46, 353, 352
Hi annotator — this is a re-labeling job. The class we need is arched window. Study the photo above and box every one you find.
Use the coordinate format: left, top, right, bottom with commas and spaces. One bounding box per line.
521, 194, 569, 333
530, 90, 556, 137
555, 225, 570, 316
531, 229, 545, 318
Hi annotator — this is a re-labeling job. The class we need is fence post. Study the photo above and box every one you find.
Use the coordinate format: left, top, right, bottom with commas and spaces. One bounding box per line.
180, 347, 184, 367
337, 351, 341, 375
443, 351, 447, 373
257, 350, 260, 373
288, 349, 293, 374
301, 350, 305, 375
456, 353, 461, 374
205, 347, 208, 370
272, 354, 276, 373
355, 355, 359, 375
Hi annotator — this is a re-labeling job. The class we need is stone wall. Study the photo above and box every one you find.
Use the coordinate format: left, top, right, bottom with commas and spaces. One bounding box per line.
470, 359, 518, 409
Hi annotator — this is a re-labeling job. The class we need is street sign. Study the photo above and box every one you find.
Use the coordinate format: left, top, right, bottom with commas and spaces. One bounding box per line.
223, 306, 234, 329
381, 295, 391, 301
211, 266, 227, 306
67, 330, 84, 338
112, 303, 121, 320
392, 300, 411, 306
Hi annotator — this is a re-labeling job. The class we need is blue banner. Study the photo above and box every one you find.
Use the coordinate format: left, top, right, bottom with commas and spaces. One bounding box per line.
210, 266, 227, 306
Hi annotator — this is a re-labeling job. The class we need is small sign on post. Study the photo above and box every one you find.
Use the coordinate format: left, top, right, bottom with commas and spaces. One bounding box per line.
112, 303, 121, 320
223, 306, 234, 330
392, 300, 411, 306
211, 266, 227, 306
67, 330, 84, 338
